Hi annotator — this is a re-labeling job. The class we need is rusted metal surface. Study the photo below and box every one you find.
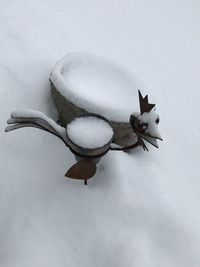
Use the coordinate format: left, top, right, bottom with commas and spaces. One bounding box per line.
65, 159, 97, 185
138, 90, 155, 114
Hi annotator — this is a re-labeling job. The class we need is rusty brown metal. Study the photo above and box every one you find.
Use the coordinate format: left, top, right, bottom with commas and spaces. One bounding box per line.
65, 159, 97, 185
138, 90, 155, 114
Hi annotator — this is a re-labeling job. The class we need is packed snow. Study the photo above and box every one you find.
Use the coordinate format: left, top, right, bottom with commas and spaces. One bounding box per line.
1, 0, 200, 267
138, 110, 162, 140
11, 109, 56, 120
67, 116, 113, 149
50, 52, 144, 122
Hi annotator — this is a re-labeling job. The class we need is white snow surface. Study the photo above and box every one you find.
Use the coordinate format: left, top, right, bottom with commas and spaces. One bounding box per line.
67, 116, 113, 149
1, 1, 200, 267
139, 110, 162, 139
10, 109, 66, 137
50, 52, 143, 122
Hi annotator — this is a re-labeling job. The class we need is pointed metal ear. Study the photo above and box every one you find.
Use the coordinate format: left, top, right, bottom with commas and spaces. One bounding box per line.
65, 159, 97, 185
138, 90, 155, 114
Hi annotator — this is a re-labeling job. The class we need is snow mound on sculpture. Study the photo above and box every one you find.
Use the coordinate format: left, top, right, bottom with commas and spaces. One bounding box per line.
8, 110, 66, 136
139, 110, 162, 140
67, 116, 113, 149
50, 52, 145, 122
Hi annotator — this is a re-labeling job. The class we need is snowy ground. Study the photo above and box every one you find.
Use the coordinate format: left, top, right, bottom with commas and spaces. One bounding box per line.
1, 0, 200, 266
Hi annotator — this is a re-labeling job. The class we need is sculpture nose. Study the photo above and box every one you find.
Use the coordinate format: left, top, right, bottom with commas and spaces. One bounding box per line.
146, 124, 163, 141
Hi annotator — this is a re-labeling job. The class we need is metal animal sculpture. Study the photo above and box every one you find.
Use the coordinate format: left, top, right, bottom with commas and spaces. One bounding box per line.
5, 90, 162, 184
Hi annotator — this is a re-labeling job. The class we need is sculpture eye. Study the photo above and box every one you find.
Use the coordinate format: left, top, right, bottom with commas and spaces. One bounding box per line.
140, 123, 148, 131
155, 118, 160, 124
142, 123, 148, 130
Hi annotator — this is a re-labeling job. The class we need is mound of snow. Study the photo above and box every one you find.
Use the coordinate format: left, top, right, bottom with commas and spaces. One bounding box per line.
50, 52, 145, 122
138, 110, 162, 140
66, 116, 113, 149
10, 110, 66, 136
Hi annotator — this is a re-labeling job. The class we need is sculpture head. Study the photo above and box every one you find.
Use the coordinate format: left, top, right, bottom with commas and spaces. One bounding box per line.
130, 90, 162, 150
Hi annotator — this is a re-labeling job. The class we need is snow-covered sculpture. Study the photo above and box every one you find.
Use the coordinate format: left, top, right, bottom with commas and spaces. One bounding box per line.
5, 53, 162, 184
5, 90, 162, 184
